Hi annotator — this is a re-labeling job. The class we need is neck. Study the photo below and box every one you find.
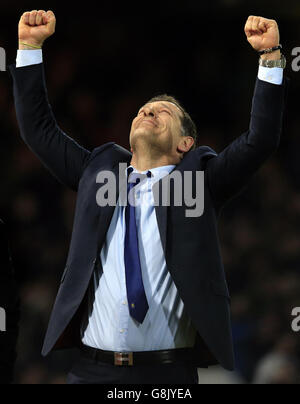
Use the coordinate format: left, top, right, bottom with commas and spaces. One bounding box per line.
130, 152, 179, 172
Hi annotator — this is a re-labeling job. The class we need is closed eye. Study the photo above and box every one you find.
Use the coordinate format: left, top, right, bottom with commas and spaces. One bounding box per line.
136, 108, 172, 116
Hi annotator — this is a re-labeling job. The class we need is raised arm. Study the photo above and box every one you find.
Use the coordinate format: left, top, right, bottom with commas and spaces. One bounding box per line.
205, 16, 288, 210
9, 10, 91, 191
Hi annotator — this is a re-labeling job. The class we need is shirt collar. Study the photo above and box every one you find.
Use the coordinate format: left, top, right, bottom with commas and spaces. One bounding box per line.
126, 164, 176, 183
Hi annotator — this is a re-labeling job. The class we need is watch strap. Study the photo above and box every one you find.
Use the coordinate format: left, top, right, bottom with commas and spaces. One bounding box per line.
259, 54, 286, 69
258, 45, 282, 56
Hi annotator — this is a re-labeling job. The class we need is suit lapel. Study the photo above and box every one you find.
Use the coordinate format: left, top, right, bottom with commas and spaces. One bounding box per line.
152, 158, 192, 257
95, 158, 131, 255
152, 164, 179, 258
153, 181, 168, 257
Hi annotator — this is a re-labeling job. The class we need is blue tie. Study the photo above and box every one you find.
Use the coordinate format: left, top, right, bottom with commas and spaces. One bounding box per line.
124, 168, 151, 324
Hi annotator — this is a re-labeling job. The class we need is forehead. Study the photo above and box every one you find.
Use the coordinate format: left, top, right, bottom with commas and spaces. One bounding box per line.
140, 101, 183, 117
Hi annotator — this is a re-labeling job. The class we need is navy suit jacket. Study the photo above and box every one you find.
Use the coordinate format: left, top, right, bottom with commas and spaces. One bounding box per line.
9, 63, 288, 371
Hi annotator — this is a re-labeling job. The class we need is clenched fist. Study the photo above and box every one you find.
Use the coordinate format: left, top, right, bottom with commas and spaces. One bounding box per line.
18, 10, 56, 49
245, 16, 280, 60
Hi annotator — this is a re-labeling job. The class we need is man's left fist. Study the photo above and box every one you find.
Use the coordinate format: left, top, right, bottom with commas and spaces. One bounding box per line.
245, 16, 280, 53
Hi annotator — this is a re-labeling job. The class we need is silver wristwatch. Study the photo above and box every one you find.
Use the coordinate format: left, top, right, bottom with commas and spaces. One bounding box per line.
259, 54, 286, 69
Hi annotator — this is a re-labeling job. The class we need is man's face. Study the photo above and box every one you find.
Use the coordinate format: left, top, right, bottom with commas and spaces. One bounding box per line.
129, 101, 184, 156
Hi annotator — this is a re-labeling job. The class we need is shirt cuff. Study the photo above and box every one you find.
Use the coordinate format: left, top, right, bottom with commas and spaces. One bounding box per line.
258, 65, 283, 85
16, 49, 43, 68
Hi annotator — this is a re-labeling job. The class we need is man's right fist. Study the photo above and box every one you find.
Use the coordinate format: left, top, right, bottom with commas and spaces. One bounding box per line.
18, 10, 56, 49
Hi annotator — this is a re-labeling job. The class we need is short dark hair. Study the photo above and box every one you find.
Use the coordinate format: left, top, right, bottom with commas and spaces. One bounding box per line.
146, 94, 198, 151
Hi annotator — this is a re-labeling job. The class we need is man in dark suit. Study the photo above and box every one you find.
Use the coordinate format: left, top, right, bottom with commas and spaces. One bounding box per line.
0, 220, 19, 384
10, 10, 288, 384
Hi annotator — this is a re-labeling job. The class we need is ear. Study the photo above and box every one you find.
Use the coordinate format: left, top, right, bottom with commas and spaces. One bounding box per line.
177, 136, 194, 156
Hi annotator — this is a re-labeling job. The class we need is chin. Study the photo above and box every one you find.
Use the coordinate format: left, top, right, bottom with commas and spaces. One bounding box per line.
134, 126, 155, 136
131, 128, 155, 146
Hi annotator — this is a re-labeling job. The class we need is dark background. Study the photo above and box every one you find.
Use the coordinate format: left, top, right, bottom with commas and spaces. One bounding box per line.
1, 0, 300, 384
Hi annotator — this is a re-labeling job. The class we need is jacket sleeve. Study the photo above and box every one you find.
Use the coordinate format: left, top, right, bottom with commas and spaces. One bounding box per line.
9, 63, 91, 191
205, 77, 289, 210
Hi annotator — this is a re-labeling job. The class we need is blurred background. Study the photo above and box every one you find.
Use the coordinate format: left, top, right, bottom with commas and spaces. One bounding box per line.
0, 0, 300, 384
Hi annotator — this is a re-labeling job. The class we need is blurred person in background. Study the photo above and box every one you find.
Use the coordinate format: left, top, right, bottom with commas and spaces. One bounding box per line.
0, 220, 19, 384
252, 334, 300, 384
9, 10, 288, 384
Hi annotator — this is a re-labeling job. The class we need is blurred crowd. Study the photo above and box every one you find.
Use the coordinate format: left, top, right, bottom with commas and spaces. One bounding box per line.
1, 1, 300, 384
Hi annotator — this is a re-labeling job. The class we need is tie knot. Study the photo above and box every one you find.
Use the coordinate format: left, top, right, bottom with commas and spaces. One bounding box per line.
127, 169, 152, 188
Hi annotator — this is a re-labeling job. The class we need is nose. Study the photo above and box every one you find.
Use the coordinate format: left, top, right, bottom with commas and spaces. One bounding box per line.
143, 106, 155, 118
